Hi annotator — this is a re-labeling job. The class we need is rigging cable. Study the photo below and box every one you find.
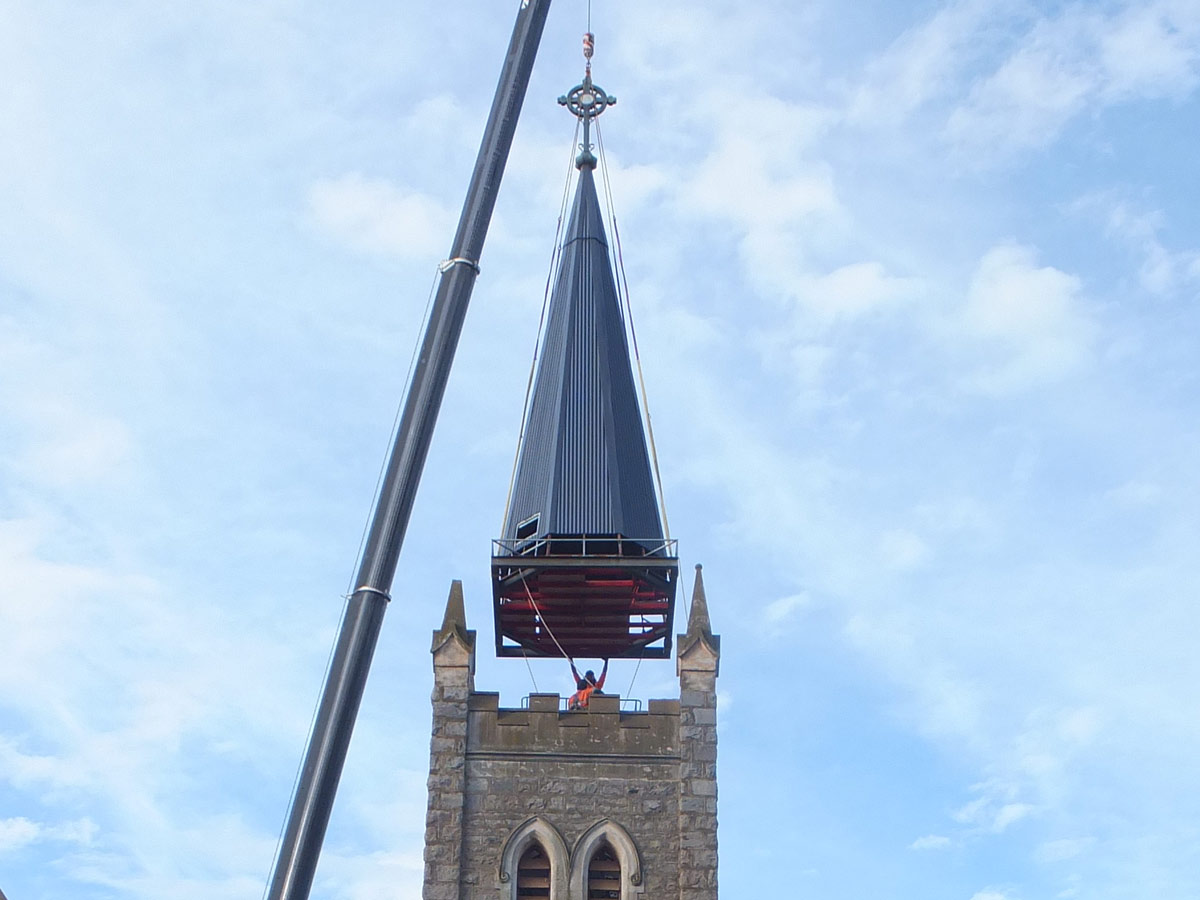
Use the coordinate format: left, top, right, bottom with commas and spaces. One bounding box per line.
624, 645, 646, 699
594, 118, 673, 541
348, 266, 442, 594
679, 564, 691, 629
499, 117, 583, 532
520, 572, 571, 662
520, 646, 540, 693
261, 590, 348, 900
265, 258, 445, 899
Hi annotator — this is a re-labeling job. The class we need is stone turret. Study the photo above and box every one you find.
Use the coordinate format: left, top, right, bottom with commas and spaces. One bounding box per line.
677, 565, 720, 900
423, 581, 475, 900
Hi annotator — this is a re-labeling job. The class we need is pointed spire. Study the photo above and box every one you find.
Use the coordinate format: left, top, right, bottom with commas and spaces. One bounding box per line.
440, 579, 467, 634
432, 579, 476, 658
500, 159, 662, 544
685, 564, 712, 641
677, 563, 720, 675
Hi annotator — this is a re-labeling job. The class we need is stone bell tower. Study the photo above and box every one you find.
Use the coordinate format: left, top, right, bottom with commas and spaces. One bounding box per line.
421, 565, 719, 900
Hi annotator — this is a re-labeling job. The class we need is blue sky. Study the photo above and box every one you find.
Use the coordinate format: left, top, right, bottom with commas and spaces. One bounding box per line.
2, 1, 1199, 898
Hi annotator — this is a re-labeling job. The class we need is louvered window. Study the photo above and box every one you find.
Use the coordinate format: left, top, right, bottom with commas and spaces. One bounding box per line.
586, 843, 620, 899
516, 844, 551, 898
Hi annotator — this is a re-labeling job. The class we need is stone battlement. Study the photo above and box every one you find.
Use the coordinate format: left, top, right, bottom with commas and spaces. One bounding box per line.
466, 692, 681, 758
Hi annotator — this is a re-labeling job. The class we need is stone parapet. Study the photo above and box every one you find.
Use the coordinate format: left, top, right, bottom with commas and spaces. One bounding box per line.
467, 693, 680, 759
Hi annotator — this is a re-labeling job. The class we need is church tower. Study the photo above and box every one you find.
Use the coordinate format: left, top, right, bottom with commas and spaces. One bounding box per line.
421, 40, 720, 900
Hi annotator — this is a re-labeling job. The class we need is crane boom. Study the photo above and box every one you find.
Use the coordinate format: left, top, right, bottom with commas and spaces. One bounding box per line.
266, 4, 553, 897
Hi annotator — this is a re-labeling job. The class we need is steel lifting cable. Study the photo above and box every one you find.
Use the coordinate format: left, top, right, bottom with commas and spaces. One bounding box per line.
521, 646, 540, 693
262, 261, 447, 900
499, 117, 583, 532
350, 266, 444, 592
624, 645, 645, 699
262, 588, 350, 900
594, 119, 673, 541
520, 572, 571, 662
679, 566, 691, 628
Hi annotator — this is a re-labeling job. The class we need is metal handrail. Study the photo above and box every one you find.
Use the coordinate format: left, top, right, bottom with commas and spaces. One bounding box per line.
493, 536, 678, 558
519, 695, 644, 712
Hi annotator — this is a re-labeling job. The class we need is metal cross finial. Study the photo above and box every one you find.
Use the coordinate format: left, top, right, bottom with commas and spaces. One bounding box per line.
558, 32, 615, 170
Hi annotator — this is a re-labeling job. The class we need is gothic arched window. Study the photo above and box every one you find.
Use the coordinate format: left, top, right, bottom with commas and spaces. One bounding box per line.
516, 843, 551, 898
500, 817, 569, 900
586, 842, 621, 899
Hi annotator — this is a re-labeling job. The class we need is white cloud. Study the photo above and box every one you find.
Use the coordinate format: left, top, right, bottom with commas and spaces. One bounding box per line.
307, 173, 455, 259
792, 261, 919, 321
992, 802, 1035, 832
880, 529, 930, 571
0, 815, 95, 854
0, 514, 328, 895
1012, 707, 1103, 784
760, 339, 835, 396
914, 496, 994, 541
687, 127, 838, 232
946, 2, 1200, 157
960, 243, 1093, 391
0, 321, 143, 493
970, 891, 1012, 900
910, 833, 953, 851
953, 781, 1036, 834
1036, 837, 1094, 864
850, 0, 1003, 125
316, 848, 424, 900
845, 613, 987, 748
1072, 192, 1200, 296
764, 593, 810, 625
946, 34, 1092, 155
0, 816, 41, 853
1100, 2, 1200, 100
675, 91, 860, 315
1105, 480, 1162, 508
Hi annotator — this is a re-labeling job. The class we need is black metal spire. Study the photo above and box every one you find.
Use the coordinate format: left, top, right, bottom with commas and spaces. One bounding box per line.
500, 140, 661, 547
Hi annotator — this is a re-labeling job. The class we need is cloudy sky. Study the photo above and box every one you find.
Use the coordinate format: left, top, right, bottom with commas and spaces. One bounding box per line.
3, 1, 1199, 898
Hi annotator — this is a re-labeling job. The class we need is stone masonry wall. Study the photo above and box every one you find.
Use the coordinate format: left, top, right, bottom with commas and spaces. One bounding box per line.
458, 693, 682, 899
677, 671, 718, 900
422, 636, 471, 900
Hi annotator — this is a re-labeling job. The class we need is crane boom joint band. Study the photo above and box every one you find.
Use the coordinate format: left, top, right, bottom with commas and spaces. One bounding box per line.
438, 256, 481, 275
351, 585, 392, 602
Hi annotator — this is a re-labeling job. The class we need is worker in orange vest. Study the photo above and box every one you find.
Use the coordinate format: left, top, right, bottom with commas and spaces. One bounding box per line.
568, 658, 608, 710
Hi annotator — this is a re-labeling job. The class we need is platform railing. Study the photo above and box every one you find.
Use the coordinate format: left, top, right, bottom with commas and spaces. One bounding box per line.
493, 536, 678, 559
520, 695, 644, 712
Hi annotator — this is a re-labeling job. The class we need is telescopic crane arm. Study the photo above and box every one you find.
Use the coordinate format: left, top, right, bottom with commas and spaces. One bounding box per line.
265, 4, 553, 898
